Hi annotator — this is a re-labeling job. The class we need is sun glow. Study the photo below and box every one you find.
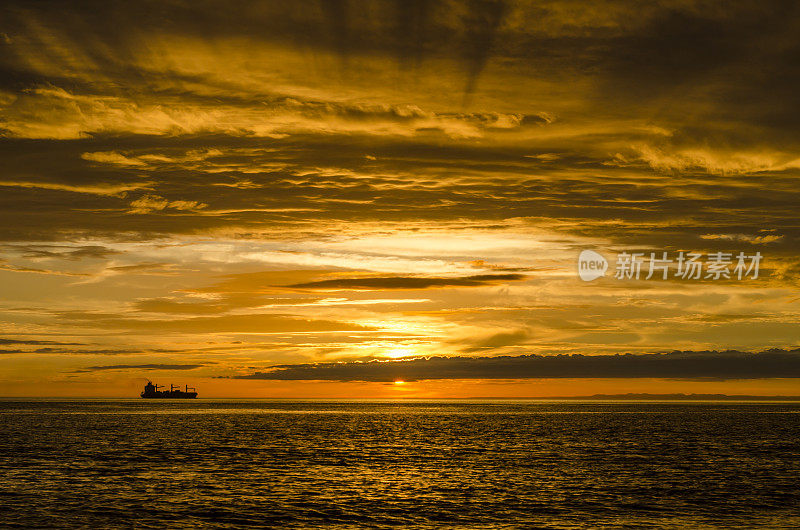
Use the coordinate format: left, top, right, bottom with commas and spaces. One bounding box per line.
385, 347, 414, 359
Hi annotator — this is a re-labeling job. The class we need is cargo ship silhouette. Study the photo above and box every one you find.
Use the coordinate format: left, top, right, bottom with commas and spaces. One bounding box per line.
141, 381, 197, 399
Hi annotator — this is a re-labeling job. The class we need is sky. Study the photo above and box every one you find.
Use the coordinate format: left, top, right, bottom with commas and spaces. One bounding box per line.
1, 0, 799, 397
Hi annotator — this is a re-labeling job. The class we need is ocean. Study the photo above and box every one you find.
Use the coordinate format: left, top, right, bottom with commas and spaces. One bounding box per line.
1, 400, 798, 528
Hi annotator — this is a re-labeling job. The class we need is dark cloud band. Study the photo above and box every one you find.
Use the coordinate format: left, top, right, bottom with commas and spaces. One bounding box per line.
234, 349, 800, 381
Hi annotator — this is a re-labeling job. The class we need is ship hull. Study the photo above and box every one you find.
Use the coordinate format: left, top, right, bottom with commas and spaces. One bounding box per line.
140, 392, 197, 399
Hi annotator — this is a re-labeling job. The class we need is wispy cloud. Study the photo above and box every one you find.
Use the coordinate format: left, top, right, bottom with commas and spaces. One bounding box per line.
73, 363, 205, 372
286, 274, 526, 290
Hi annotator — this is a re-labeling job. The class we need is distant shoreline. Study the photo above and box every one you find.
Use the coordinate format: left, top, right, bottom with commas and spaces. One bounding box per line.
499, 394, 800, 401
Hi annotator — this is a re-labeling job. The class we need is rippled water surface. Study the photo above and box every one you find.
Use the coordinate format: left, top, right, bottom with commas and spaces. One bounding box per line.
1, 400, 799, 528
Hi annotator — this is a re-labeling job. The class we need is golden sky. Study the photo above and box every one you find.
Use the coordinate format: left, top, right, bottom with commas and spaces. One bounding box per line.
1, 0, 799, 397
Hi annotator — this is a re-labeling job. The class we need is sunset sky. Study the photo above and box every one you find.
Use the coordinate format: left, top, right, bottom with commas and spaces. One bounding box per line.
1, 0, 799, 397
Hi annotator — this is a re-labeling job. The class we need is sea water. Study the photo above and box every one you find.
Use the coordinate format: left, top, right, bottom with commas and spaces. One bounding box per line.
1, 400, 798, 528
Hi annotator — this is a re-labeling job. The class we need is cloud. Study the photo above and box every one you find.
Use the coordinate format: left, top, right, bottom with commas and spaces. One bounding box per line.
105, 262, 174, 273
459, 0, 508, 102
0, 338, 83, 345
700, 233, 784, 245
0, 348, 141, 355
233, 349, 800, 382
0, 244, 121, 260
617, 144, 800, 176
0, 179, 151, 197
128, 194, 207, 214
459, 328, 531, 351
56, 312, 377, 334
2, 85, 535, 140
81, 151, 148, 167
0, 263, 92, 276
286, 273, 526, 290
134, 296, 309, 315
74, 364, 205, 372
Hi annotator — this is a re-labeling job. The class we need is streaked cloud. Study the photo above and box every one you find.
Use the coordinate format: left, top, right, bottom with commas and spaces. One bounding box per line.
0, 338, 83, 346
286, 273, 526, 291
0, 179, 152, 197
74, 363, 205, 372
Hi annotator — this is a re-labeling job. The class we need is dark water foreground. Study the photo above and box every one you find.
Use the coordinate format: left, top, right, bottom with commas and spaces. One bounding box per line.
1, 400, 799, 529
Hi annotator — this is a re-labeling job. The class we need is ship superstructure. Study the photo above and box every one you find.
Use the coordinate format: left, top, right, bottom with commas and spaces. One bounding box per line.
141, 381, 198, 399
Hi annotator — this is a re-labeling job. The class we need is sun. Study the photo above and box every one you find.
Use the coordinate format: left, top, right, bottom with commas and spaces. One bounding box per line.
393, 380, 406, 385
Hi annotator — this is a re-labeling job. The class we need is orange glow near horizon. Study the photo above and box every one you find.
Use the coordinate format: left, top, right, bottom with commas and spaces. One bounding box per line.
1, 375, 798, 399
